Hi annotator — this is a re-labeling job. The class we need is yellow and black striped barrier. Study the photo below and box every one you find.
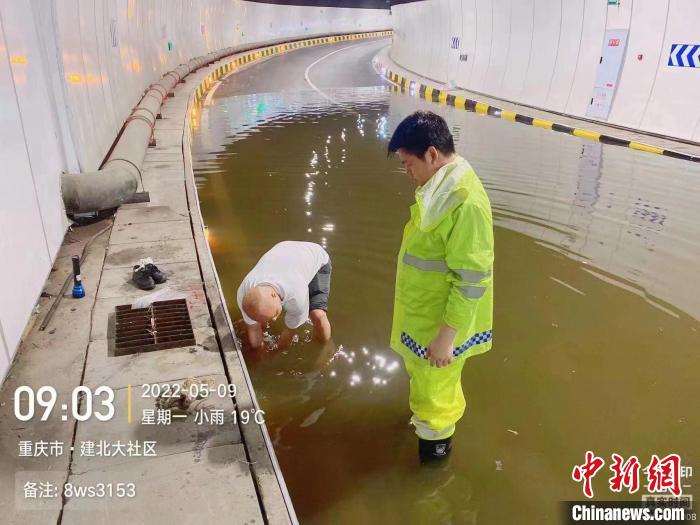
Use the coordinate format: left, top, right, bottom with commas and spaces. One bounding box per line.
382, 66, 699, 163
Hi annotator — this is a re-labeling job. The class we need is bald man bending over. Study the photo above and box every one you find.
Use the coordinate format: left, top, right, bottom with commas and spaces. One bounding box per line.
237, 241, 332, 350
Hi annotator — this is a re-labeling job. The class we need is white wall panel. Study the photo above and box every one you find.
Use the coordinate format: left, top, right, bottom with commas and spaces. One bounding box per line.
406, 2, 421, 73
694, 117, 700, 144
521, 0, 561, 107
415, 3, 427, 74
483, 0, 510, 94
389, 4, 404, 67
29, 3, 81, 174
564, 0, 606, 116
0, 22, 53, 359
407, 1, 427, 75
55, 0, 95, 171
446, 0, 463, 87
470, 0, 493, 91
129, 1, 149, 100
93, 0, 119, 138
608, 0, 668, 129
455, 0, 477, 87
114, 0, 137, 145
428, 0, 450, 83
641, 0, 700, 139
605, 0, 633, 30
390, 5, 406, 66
545, 0, 584, 112
402, 5, 413, 69
434, 0, 450, 82
0, 322, 9, 382
142, 1, 160, 76
79, 0, 113, 169
0, 0, 68, 259
417, 1, 431, 77
501, 0, 533, 102
103, 0, 125, 136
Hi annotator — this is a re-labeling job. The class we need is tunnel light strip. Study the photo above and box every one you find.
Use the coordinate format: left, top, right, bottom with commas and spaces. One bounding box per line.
377, 61, 699, 164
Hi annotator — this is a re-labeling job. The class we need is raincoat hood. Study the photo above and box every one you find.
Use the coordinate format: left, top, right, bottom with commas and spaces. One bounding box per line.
415, 155, 473, 231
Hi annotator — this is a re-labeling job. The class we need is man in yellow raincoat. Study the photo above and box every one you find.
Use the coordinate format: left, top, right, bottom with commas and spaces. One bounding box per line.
388, 111, 494, 463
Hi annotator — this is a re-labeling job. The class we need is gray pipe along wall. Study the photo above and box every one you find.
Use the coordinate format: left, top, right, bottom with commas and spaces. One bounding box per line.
62, 45, 247, 214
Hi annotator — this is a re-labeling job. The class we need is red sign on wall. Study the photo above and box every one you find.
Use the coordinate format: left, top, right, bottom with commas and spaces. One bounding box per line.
609, 38, 621, 47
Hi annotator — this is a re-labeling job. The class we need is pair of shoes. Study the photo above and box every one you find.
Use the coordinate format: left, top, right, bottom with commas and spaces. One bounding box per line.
419, 436, 453, 464
132, 258, 167, 290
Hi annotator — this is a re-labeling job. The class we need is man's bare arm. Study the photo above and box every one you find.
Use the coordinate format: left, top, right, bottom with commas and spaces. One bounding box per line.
278, 327, 296, 350
247, 322, 264, 349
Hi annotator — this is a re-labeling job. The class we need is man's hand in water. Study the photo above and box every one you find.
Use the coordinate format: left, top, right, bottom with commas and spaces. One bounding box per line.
278, 327, 296, 350
427, 325, 457, 368
247, 322, 264, 349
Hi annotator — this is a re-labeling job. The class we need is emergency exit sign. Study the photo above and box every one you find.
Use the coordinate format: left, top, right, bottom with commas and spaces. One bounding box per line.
608, 0, 619, 5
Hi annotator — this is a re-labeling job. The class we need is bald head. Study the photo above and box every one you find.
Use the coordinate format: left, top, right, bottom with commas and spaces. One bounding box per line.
242, 285, 282, 324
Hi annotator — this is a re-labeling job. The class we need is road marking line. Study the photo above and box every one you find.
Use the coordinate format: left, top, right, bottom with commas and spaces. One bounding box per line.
304, 42, 373, 102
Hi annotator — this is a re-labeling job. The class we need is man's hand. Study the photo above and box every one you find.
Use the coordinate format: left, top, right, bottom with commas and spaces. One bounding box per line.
247, 323, 264, 349
277, 327, 296, 350
427, 325, 457, 368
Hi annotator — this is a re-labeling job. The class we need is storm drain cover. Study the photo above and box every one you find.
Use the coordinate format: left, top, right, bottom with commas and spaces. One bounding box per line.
114, 299, 195, 356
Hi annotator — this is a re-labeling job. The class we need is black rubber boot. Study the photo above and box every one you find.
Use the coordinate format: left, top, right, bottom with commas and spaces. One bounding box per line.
145, 263, 167, 284
132, 265, 155, 290
418, 437, 452, 464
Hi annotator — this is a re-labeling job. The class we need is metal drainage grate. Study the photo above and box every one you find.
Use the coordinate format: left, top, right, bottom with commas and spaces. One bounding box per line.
115, 299, 195, 356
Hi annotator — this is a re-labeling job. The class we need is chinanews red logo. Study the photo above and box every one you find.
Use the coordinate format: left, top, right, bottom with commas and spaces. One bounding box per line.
572, 451, 691, 499
609, 38, 621, 47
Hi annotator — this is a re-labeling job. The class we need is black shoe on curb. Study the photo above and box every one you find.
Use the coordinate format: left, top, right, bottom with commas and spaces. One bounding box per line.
144, 263, 167, 284
419, 437, 453, 464
132, 265, 155, 290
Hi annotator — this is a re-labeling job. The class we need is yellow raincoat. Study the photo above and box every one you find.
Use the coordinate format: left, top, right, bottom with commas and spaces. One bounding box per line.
391, 155, 494, 439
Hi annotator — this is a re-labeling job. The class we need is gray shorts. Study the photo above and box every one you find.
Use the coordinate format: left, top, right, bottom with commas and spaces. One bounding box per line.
308, 260, 332, 312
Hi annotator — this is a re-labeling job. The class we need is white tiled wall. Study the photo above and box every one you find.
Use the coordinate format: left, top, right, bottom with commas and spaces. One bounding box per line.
390, 0, 700, 140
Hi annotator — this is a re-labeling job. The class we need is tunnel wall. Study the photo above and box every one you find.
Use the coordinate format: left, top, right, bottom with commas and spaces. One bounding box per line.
0, 0, 390, 380
390, 0, 700, 142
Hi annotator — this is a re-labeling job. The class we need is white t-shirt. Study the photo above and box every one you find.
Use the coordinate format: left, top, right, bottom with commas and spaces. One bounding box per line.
237, 241, 330, 329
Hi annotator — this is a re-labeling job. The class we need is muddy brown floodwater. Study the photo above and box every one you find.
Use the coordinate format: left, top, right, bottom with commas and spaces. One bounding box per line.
192, 85, 700, 524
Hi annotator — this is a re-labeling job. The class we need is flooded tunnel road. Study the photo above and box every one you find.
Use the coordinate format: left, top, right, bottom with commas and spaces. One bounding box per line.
192, 38, 700, 524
